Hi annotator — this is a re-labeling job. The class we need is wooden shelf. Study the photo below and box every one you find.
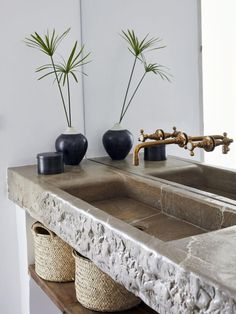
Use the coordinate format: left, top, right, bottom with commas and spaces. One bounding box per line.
29, 265, 157, 314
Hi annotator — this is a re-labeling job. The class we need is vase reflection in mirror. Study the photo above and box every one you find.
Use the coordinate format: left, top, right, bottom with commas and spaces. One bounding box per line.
102, 123, 133, 160
102, 29, 170, 160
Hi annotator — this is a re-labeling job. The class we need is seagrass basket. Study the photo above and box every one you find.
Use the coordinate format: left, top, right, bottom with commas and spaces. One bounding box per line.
73, 250, 140, 312
31, 222, 75, 282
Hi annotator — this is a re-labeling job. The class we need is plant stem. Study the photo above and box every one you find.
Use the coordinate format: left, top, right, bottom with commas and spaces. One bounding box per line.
120, 72, 146, 122
67, 75, 72, 127
119, 57, 137, 123
50, 56, 70, 127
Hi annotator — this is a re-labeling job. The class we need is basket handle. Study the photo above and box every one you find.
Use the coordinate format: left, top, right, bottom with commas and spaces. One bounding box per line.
72, 249, 90, 261
72, 249, 78, 259
31, 222, 55, 238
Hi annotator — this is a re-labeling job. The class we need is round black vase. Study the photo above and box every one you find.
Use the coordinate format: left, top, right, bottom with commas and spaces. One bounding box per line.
55, 131, 88, 165
102, 124, 133, 160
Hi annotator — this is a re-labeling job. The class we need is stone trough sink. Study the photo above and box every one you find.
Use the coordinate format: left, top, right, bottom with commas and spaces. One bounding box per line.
8, 159, 236, 313
63, 173, 207, 242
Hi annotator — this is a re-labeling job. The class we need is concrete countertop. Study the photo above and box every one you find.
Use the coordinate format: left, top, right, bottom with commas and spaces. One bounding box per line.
8, 157, 236, 313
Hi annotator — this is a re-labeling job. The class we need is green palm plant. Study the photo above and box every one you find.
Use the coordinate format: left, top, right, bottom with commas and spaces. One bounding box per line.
25, 29, 90, 127
119, 29, 171, 123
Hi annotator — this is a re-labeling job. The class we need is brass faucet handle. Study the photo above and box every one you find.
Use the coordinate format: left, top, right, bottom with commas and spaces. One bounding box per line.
164, 127, 177, 139
138, 128, 165, 142
186, 141, 198, 156
138, 129, 150, 142
222, 132, 233, 144
139, 127, 181, 142
172, 126, 179, 136
222, 132, 233, 154
186, 136, 215, 156
202, 136, 216, 152
223, 146, 230, 154
138, 129, 158, 142
169, 126, 184, 139
176, 132, 188, 148
155, 129, 165, 139
213, 139, 229, 154
164, 127, 185, 140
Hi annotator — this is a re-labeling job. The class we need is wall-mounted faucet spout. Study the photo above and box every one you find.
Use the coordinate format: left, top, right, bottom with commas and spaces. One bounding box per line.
133, 127, 233, 166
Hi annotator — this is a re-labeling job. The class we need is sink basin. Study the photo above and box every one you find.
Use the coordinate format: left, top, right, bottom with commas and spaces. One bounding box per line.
63, 174, 210, 242
150, 163, 236, 201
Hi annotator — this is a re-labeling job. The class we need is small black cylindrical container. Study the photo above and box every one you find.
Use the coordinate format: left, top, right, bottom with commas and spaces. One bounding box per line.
144, 145, 166, 161
37, 152, 64, 175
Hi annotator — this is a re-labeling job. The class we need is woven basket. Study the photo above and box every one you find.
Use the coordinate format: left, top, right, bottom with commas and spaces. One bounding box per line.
31, 222, 75, 282
73, 250, 140, 312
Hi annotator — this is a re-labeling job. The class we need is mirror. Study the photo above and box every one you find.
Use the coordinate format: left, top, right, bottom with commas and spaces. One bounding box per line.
81, 0, 203, 161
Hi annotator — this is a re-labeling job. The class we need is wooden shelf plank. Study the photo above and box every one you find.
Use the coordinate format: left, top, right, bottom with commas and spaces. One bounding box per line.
29, 265, 157, 314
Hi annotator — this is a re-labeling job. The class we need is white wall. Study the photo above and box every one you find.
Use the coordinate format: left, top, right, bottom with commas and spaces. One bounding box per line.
0, 0, 83, 313
81, 0, 203, 160
202, 0, 236, 168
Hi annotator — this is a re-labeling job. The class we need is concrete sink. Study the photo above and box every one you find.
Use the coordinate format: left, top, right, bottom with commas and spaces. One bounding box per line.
62, 174, 207, 242
8, 159, 236, 313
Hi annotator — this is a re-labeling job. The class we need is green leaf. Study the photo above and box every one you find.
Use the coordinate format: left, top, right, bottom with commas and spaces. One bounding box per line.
48, 42, 91, 84
36, 64, 54, 72
70, 71, 78, 83
25, 28, 70, 56
66, 41, 78, 71
71, 45, 84, 66
121, 29, 164, 57
38, 70, 59, 80
62, 72, 67, 86
143, 61, 172, 82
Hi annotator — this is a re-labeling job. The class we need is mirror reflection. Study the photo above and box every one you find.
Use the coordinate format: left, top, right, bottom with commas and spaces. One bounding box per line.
81, 0, 203, 161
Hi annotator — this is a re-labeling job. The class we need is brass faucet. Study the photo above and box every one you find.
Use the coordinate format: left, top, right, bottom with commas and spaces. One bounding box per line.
186, 132, 233, 156
133, 127, 233, 166
139, 126, 179, 142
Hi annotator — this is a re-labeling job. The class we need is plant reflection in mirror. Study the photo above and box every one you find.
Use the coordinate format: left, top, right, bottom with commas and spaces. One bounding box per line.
119, 29, 171, 123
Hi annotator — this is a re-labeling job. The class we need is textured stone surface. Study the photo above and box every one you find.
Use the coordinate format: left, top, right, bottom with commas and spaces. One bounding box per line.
8, 160, 236, 313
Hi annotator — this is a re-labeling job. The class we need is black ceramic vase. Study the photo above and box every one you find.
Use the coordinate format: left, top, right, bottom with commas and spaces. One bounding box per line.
102, 123, 133, 160
55, 127, 88, 165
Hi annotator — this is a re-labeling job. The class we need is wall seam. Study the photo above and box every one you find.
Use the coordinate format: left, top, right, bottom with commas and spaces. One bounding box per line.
197, 0, 205, 162
79, 0, 86, 138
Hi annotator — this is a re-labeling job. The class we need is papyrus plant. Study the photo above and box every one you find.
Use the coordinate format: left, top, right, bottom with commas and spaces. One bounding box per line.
25, 29, 90, 127
119, 29, 171, 123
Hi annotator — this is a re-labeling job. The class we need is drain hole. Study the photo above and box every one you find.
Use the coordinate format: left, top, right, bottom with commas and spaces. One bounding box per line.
135, 225, 145, 231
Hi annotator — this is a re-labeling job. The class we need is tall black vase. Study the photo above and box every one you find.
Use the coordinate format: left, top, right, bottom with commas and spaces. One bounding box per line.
55, 127, 88, 165
102, 123, 133, 160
